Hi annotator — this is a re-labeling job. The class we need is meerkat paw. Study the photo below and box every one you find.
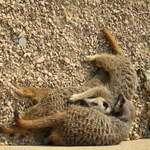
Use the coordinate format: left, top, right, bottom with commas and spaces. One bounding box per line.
83, 56, 95, 62
84, 55, 101, 62
16, 87, 35, 98
70, 94, 81, 102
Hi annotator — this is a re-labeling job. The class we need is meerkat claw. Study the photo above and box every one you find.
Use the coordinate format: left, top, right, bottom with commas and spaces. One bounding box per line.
14, 110, 20, 122
84, 56, 94, 62
70, 94, 79, 102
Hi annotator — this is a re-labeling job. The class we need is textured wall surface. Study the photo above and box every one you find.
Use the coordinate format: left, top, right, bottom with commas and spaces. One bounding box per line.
0, 0, 149, 145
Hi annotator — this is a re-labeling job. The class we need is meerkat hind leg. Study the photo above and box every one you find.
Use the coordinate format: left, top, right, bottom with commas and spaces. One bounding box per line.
16, 87, 50, 102
16, 111, 66, 129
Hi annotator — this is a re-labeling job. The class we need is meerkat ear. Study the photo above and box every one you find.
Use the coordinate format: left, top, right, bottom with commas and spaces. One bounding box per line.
113, 94, 126, 113
115, 94, 125, 108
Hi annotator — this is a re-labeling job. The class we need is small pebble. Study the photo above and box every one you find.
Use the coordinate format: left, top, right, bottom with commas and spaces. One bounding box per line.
36, 56, 45, 64
19, 37, 27, 47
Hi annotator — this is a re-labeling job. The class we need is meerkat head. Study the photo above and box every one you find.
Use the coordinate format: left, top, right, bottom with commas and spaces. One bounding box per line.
72, 97, 112, 115
71, 94, 136, 124
111, 94, 136, 123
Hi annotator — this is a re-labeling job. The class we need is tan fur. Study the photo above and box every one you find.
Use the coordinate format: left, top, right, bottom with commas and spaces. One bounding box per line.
17, 84, 113, 120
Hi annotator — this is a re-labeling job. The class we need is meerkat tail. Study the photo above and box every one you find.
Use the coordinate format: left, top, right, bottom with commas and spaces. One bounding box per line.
16, 112, 66, 129
0, 127, 32, 134
102, 27, 124, 55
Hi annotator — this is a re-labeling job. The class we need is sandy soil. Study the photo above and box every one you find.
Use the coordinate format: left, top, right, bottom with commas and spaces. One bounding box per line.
0, 0, 149, 145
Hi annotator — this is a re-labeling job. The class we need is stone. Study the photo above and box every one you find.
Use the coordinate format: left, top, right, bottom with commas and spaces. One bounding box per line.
64, 57, 70, 64
19, 37, 27, 47
36, 56, 45, 64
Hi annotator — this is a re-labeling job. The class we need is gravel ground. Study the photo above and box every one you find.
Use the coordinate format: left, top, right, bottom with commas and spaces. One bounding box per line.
0, 0, 150, 146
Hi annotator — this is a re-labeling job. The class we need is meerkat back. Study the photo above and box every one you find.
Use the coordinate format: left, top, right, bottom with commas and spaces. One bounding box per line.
50, 106, 129, 146
86, 28, 138, 100
104, 28, 138, 100
19, 87, 86, 120
48, 94, 135, 146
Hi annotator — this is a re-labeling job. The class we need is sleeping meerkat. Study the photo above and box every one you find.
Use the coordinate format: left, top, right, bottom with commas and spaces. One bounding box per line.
2, 94, 135, 146
0, 82, 114, 135
44, 94, 135, 146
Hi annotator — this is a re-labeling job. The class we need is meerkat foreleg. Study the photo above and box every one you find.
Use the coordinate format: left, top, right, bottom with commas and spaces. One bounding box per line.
84, 54, 118, 72
70, 87, 103, 102
70, 85, 111, 102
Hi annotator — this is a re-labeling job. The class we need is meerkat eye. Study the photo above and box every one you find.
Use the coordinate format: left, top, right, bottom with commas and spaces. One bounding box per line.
90, 102, 98, 106
103, 102, 109, 109
87, 96, 97, 99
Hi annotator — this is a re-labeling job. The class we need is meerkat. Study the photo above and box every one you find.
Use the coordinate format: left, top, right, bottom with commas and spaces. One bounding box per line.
2, 94, 135, 146
70, 27, 137, 102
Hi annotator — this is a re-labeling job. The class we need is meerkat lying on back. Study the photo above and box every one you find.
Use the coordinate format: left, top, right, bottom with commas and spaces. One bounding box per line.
70, 28, 137, 102
0, 27, 137, 145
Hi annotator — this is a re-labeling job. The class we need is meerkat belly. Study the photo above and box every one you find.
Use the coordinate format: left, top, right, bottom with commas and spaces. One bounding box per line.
109, 59, 137, 100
